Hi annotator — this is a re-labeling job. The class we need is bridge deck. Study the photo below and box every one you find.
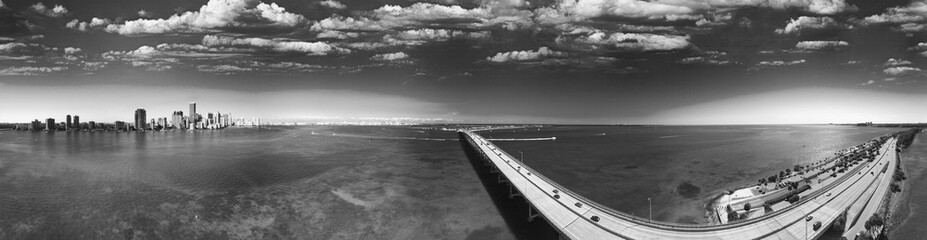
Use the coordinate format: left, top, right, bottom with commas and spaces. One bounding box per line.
461, 131, 897, 240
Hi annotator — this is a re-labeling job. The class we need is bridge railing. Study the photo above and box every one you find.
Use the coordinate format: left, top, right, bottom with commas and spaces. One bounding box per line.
464, 131, 896, 232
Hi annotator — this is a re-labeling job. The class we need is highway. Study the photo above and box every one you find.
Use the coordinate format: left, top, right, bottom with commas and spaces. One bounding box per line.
460, 131, 897, 240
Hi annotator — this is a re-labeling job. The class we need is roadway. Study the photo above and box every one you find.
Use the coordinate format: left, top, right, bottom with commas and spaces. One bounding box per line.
461, 131, 898, 240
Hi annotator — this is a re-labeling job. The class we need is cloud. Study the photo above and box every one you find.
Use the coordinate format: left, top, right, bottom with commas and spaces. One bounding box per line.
320, 0, 347, 10
884, 58, 912, 66
701, 0, 853, 15
751, 59, 806, 70
311, 2, 533, 33
794, 40, 848, 51
197, 64, 253, 74
103, 0, 308, 35
883, 66, 922, 75
776, 16, 848, 34
678, 51, 732, 65
0, 42, 81, 58
371, 52, 410, 61
66, 18, 113, 32
201, 35, 349, 55
29, 2, 69, 18
486, 47, 567, 62
138, 9, 154, 18
557, 31, 692, 52
0, 66, 68, 75
534, 0, 698, 25
382, 28, 490, 46
861, 1, 927, 25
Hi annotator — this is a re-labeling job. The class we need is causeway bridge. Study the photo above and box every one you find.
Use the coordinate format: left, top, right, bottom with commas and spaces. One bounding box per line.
459, 130, 898, 239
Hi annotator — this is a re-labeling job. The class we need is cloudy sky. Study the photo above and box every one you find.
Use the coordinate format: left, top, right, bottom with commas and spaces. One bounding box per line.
1, 0, 926, 124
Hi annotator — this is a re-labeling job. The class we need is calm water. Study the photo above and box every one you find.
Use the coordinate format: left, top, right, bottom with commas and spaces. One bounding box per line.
0, 125, 906, 239
486, 125, 899, 223
0, 127, 508, 239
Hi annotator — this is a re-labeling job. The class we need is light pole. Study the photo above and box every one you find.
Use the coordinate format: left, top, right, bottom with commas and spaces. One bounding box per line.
648, 197, 652, 222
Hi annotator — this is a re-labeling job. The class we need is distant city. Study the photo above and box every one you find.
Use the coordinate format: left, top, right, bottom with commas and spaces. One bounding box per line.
2, 102, 262, 132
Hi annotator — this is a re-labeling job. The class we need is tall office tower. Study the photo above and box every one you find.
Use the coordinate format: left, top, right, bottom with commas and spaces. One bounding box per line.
66, 115, 72, 130
222, 114, 229, 127
45, 118, 55, 131
73, 115, 79, 130
31, 119, 42, 131
171, 111, 184, 129
189, 102, 197, 128
134, 108, 147, 130
150, 119, 156, 130
88, 121, 96, 130
207, 113, 214, 126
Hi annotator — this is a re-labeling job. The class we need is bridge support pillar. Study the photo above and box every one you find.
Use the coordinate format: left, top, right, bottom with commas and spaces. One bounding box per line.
527, 203, 539, 222
509, 185, 521, 199
498, 174, 508, 183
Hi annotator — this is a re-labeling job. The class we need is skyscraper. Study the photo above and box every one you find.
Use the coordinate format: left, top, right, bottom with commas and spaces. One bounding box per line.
66, 115, 72, 130
73, 115, 79, 130
45, 118, 55, 131
134, 108, 147, 130
171, 111, 184, 129
189, 102, 197, 129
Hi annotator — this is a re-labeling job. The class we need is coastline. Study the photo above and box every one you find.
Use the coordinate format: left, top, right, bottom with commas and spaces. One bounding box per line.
888, 130, 927, 239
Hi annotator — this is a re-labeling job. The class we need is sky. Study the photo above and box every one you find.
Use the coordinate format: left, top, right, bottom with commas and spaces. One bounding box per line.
1, 0, 926, 124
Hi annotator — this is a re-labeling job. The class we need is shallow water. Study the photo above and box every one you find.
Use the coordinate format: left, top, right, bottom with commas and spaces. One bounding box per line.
890, 133, 927, 239
486, 125, 899, 223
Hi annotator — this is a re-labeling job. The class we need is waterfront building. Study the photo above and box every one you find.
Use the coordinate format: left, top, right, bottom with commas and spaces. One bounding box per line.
45, 118, 55, 131
73, 115, 79, 130
171, 111, 184, 129
31, 119, 42, 131
189, 102, 197, 129
115, 121, 126, 131
134, 108, 147, 130
66, 115, 72, 130
88, 121, 96, 130
207, 113, 215, 126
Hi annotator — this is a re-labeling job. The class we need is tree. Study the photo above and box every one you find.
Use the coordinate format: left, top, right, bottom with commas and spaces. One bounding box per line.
744, 203, 752, 212
768, 175, 778, 182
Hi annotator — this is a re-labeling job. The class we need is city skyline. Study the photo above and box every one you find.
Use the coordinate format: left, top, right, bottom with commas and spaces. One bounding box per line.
1, 0, 926, 124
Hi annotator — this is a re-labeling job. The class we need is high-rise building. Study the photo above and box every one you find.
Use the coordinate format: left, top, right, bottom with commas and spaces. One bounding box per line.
31, 119, 42, 131
73, 115, 79, 130
88, 121, 96, 130
134, 108, 147, 130
189, 102, 197, 128
207, 113, 215, 126
66, 115, 72, 130
45, 118, 55, 131
171, 111, 184, 129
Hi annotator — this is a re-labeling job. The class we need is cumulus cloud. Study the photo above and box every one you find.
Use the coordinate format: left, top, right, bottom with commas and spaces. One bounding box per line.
0, 66, 68, 75
557, 31, 692, 52
487, 47, 567, 62
103, 0, 308, 35
701, 0, 853, 15
311, 2, 533, 34
883, 66, 922, 75
861, 1, 927, 25
66, 18, 113, 32
776, 16, 848, 34
202, 35, 348, 55
29, 2, 69, 17
383, 28, 490, 45
534, 0, 698, 25
884, 58, 912, 66
794, 40, 848, 51
371, 52, 410, 61
0, 42, 81, 58
320, 0, 347, 10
